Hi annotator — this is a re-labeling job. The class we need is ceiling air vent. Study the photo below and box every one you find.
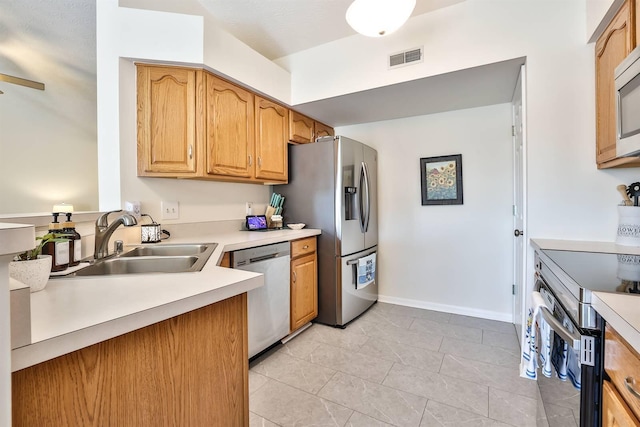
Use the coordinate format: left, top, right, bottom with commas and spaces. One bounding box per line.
388, 47, 423, 69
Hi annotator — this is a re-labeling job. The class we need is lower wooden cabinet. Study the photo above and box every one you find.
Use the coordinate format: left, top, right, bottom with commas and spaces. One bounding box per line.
603, 380, 640, 427
220, 251, 231, 268
604, 325, 640, 426
290, 237, 318, 332
12, 295, 249, 427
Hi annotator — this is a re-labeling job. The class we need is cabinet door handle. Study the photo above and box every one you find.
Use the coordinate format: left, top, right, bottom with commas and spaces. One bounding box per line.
188, 144, 193, 160
292, 271, 297, 283
625, 377, 640, 399
303, 245, 309, 250
258, 156, 262, 167
248, 155, 252, 166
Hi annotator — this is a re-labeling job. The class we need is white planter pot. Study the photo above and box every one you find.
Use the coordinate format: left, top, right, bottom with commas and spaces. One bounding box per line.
9, 255, 52, 292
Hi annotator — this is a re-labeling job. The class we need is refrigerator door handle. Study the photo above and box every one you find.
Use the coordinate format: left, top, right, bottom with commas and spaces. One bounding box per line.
359, 163, 367, 233
362, 161, 371, 232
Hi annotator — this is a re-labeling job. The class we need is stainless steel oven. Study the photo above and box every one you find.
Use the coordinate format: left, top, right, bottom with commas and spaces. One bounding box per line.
534, 250, 605, 427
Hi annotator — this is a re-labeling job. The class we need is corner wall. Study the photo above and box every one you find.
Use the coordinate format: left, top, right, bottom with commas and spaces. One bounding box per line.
338, 104, 514, 319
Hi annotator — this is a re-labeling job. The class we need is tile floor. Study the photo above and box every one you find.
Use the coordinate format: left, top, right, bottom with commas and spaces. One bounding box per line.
248, 302, 545, 427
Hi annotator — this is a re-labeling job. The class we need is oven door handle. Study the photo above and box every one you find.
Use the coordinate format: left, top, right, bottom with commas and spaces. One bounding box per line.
532, 291, 581, 350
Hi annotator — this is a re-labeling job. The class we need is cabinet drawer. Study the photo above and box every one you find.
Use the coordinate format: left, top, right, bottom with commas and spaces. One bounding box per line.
291, 237, 316, 258
605, 325, 640, 421
603, 380, 640, 427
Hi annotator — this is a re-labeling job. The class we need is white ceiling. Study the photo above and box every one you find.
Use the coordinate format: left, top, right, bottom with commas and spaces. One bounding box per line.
121, 0, 465, 60
2, 1, 522, 128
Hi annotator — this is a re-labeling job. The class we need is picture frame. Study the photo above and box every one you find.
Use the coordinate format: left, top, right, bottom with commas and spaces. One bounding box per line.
420, 154, 463, 205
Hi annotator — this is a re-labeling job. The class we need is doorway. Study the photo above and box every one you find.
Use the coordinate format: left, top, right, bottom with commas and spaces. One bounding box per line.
512, 64, 527, 343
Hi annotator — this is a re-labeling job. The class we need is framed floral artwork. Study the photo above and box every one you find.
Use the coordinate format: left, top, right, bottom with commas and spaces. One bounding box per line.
420, 154, 463, 205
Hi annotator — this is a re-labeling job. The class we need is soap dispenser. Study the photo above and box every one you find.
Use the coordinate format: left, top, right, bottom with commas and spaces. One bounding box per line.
62, 213, 82, 266
42, 213, 70, 272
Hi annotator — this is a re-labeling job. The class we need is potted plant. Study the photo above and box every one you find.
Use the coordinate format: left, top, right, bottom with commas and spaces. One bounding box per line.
10, 233, 69, 292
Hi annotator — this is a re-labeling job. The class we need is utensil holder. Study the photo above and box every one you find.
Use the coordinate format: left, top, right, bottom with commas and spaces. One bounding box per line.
616, 205, 640, 246
265, 206, 276, 228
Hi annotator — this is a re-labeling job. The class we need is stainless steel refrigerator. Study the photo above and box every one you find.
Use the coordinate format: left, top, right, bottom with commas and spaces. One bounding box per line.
280, 135, 378, 327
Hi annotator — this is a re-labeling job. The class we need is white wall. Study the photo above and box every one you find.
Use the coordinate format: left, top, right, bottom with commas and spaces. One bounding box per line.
278, 0, 640, 320
586, 0, 621, 41
337, 104, 514, 319
0, 0, 98, 214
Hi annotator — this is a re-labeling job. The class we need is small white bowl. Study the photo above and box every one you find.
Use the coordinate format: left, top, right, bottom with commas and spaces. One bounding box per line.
287, 223, 306, 230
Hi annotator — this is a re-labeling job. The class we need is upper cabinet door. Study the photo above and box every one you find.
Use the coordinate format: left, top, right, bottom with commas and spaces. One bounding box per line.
289, 111, 315, 144
314, 122, 334, 139
137, 65, 199, 176
205, 75, 255, 178
595, 0, 636, 166
255, 96, 288, 182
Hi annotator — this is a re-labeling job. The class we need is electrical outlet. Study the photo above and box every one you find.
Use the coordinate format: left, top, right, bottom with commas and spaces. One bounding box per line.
246, 202, 253, 215
124, 201, 141, 219
161, 201, 179, 220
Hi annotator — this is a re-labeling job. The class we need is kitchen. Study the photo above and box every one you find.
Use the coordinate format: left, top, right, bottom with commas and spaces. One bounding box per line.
2, 0, 640, 426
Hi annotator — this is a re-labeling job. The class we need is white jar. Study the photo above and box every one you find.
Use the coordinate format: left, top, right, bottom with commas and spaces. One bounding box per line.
616, 205, 640, 246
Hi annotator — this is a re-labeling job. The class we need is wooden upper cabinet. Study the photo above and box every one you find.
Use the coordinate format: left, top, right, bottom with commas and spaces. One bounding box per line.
289, 111, 335, 144
596, 0, 637, 168
637, 0, 640, 44
289, 111, 315, 144
205, 74, 255, 178
137, 65, 200, 176
315, 121, 335, 139
137, 64, 331, 182
255, 96, 288, 182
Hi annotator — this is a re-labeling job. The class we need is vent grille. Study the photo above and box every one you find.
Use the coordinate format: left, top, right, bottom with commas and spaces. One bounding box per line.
389, 47, 423, 68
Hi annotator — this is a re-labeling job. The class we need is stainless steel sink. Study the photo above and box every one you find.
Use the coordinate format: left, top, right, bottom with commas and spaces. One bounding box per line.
63, 243, 217, 277
120, 244, 209, 258
74, 256, 199, 276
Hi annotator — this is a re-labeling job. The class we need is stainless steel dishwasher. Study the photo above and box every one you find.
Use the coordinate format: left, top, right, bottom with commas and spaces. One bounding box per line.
233, 242, 290, 359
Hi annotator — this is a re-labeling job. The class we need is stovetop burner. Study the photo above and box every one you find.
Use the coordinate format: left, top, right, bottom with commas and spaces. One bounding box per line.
542, 249, 640, 295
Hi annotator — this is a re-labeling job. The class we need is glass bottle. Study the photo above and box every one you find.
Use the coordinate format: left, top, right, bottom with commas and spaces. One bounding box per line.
62, 213, 82, 267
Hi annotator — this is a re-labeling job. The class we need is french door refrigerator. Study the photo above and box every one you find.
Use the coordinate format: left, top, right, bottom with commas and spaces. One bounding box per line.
280, 135, 378, 327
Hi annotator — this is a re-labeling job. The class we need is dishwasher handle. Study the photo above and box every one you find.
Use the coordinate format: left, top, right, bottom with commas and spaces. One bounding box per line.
249, 253, 282, 263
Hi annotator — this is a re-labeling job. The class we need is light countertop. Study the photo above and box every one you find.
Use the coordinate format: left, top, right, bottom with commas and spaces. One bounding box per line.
531, 238, 640, 255
531, 238, 640, 353
592, 292, 640, 353
11, 227, 320, 372
0, 223, 35, 256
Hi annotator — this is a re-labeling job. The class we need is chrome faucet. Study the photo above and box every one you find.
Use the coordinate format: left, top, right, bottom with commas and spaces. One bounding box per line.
94, 210, 138, 259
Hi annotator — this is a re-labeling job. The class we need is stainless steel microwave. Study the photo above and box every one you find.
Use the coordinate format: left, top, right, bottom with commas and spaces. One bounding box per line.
616, 45, 640, 157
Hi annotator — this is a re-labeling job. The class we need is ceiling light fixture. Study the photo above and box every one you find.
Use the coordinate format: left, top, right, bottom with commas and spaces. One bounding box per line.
346, 0, 416, 37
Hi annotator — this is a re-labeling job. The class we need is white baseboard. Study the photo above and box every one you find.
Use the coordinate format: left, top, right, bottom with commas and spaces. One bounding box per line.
378, 294, 513, 323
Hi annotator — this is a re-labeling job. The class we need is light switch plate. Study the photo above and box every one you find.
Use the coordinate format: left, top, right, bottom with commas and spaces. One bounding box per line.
161, 201, 179, 220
